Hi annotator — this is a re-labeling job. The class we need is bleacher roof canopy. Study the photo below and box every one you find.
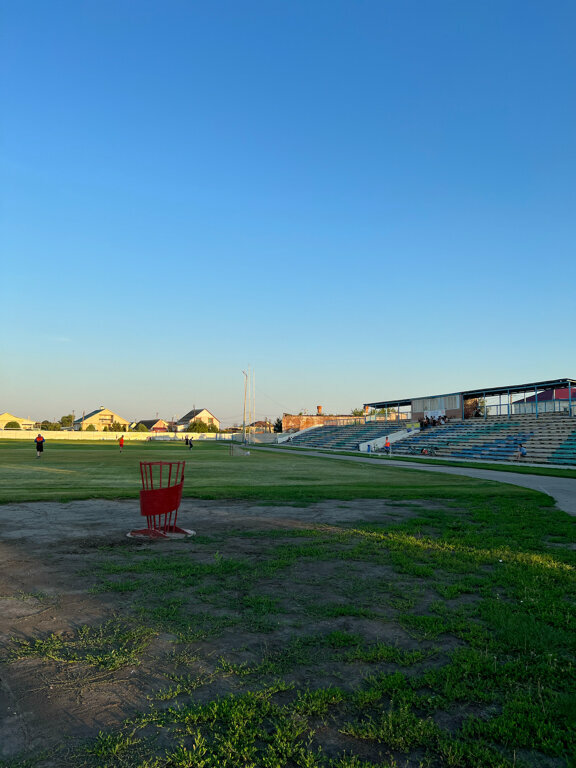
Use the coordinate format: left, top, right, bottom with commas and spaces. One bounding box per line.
365, 377, 576, 410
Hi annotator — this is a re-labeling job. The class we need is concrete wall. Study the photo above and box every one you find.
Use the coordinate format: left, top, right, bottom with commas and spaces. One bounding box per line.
412, 407, 462, 421
358, 428, 417, 453
412, 394, 462, 422
243, 433, 279, 444
283, 413, 411, 432
282, 414, 328, 431
282, 414, 378, 431
0, 431, 232, 442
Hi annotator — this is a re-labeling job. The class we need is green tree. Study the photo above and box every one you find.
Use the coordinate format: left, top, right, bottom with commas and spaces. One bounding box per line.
273, 417, 283, 433
4, 421, 21, 429
188, 420, 209, 433
60, 414, 74, 428
350, 408, 365, 417
41, 420, 61, 431
188, 421, 219, 433
464, 397, 486, 419
86, 424, 96, 431
135, 423, 149, 432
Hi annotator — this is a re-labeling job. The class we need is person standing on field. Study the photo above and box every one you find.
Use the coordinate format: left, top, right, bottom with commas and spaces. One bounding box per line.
119, 435, 124, 453
34, 434, 45, 458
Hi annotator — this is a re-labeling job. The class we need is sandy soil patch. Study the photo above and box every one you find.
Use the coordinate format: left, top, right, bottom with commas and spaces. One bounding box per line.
0, 498, 439, 763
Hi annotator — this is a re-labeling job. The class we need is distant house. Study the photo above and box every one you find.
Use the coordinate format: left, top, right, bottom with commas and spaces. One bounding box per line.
74, 407, 131, 431
177, 408, 220, 431
134, 419, 169, 433
250, 420, 274, 433
0, 411, 36, 430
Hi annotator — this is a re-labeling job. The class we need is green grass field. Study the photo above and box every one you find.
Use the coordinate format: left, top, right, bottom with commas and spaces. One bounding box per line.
0, 440, 575, 768
0, 439, 539, 505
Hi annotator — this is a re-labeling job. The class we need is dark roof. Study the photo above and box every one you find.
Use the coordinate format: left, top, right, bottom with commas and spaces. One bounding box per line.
74, 408, 104, 423
177, 408, 217, 425
177, 409, 202, 425
365, 378, 576, 410
74, 407, 129, 424
463, 378, 576, 398
515, 387, 574, 403
136, 419, 166, 428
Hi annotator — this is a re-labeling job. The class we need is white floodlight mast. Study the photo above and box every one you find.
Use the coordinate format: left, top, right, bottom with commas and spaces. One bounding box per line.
242, 370, 248, 444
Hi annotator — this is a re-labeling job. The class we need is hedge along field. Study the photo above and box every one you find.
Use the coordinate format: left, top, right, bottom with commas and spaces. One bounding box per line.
0, 440, 575, 768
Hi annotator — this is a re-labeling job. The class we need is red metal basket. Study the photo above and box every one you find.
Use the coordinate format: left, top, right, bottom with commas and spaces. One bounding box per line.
128, 461, 192, 539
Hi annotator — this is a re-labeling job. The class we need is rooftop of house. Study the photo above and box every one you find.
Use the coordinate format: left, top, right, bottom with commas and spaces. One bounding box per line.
74, 408, 105, 423
74, 407, 128, 423
136, 419, 166, 429
178, 408, 214, 424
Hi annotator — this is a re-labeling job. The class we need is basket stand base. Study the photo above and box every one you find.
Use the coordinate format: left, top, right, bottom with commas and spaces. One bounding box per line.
127, 526, 196, 540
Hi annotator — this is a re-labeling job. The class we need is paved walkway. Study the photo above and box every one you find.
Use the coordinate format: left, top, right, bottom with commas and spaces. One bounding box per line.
260, 448, 576, 517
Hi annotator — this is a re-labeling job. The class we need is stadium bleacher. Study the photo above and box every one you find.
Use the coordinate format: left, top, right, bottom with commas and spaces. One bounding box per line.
548, 426, 576, 465
284, 422, 407, 451
282, 412, 576, 466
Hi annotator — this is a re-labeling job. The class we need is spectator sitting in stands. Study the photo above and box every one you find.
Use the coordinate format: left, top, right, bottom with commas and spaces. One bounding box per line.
513, 443, 527, 461
384, 436, 391, 455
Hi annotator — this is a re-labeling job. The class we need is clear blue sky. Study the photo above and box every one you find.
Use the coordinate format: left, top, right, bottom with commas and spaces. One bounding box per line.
2, 1, 575, 426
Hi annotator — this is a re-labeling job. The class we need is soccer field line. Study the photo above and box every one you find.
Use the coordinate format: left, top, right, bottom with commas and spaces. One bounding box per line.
3, 465, 78, 475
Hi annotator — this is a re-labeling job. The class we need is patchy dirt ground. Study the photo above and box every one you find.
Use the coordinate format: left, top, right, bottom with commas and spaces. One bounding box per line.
0, 497, 437, 763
